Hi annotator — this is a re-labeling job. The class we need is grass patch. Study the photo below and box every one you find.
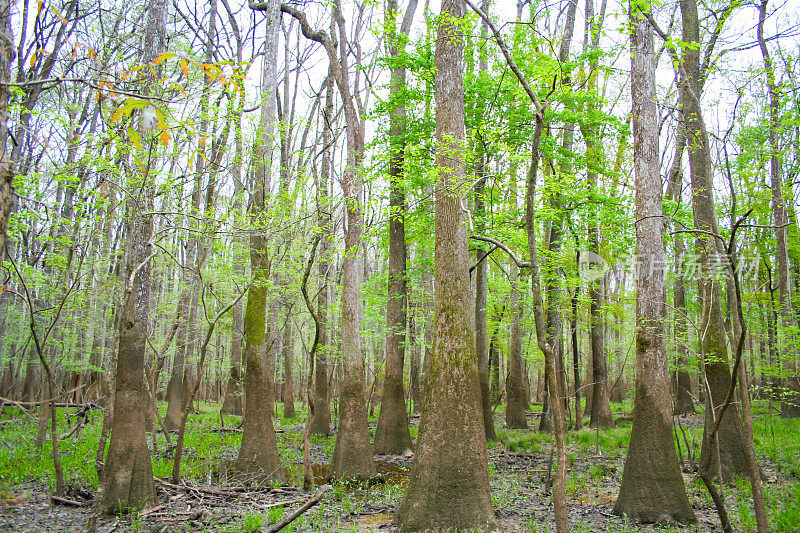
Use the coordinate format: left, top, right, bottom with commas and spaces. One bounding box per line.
568, 426, 631, 456
506, 429, 551, 453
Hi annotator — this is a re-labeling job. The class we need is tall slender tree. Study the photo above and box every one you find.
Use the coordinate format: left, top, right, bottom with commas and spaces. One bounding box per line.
472, 0, 498, 443
374, 0, 417, 455
100, 0, 167, 513
281, 0, 376, 479
582, 0, 613, 430
308, 71, 334, 436
612, 2, 695, 523
758, 0, 799, 418
396, 0, 496, 528
680, 0, 749, 481
235, 0, 285, 484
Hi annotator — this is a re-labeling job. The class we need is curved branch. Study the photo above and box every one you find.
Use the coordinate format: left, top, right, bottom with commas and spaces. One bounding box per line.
469, 234, 530, 269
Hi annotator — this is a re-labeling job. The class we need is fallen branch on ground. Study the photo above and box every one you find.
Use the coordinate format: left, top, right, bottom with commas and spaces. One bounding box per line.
264, 488, 328, 533
51, 495, 90, 507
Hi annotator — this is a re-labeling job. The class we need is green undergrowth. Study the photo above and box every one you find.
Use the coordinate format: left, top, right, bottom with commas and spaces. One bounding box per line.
2, 398, 800, 532
0, 407, 103, 490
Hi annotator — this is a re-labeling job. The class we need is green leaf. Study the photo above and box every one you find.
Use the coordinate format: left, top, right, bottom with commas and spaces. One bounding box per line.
127, 125, 143, 150
110, 98, 153, 124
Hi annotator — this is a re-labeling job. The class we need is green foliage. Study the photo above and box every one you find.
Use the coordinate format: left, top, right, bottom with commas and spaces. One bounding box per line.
0, 408, 102, 490
266, 504, 284, 524
240, 512, 262, 533
771, 485, 800, 532
569, 426, 631, 456
506, 429, 550, 453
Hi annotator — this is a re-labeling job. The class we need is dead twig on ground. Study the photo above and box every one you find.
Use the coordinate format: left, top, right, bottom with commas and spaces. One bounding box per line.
51, 495, 90, 507
264, 488, 327, 533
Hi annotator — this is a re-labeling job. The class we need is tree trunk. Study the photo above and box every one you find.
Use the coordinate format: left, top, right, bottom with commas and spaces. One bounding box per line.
282, 319, 295, 418
374, 0, 417, 454
673, 233, 695, 414
471, 0, 497, 444
579, 0, 613, 430
221, 89, 245, 417
0, 0, 13, 254
680, 0, 750, 482
164, 4, 217, 425
757, 0, 799, 418
612, 9, 695, 522
316, 0, 376, 481
588, 272, 612, 428
526, 117, 569, 533
409, 304, 422, 413
506, 267, 528, 429
308, 73, 334, 435
100, 0, 169, 513
220, 247, 244, 415
235, 0, 284, 484
571, 285, 581, 429
665, 122, 695, 415
396, 0, 496, 528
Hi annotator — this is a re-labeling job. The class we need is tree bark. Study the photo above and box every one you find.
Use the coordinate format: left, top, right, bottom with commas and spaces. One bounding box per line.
374, 0, 417, 454
613, 7, 696, 522
100, 0, 168, 513
396, 0, 496, 528
235, 0, 285, 484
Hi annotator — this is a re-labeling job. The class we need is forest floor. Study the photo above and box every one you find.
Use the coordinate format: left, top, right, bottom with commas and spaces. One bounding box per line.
0, 399, 798, 532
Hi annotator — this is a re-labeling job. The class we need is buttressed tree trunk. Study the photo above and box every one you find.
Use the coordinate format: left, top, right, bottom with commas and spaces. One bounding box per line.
100, 0, 167, 513
506, 267, 528, 429
235, 0, 284, 484
279, 0, 376, 479
681, 0, 749, 482
612, 5, 695, 523
395, 0, 496, 529
308, 71, 333, 435
374, 0, 417, 455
